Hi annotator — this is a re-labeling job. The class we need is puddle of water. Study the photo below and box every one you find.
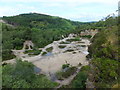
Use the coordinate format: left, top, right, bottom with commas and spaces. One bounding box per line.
34, 66, 41, 73
82, 51, 89, 55
62, 67, 69, 72
45, 52, 53, 56
49, 73, 57, 81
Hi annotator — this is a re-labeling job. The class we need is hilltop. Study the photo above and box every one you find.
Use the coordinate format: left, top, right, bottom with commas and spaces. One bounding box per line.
2, 13, 85, 30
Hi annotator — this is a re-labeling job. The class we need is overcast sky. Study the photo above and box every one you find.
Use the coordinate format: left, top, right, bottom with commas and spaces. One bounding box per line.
0, 0, 119, 22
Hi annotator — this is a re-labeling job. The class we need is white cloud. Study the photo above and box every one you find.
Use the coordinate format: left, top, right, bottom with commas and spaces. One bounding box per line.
0, 5, 36, 16
59, 12, 105, 21
0, 0, 119, 21
1, 0, 119, 4
0, 6, 16, 16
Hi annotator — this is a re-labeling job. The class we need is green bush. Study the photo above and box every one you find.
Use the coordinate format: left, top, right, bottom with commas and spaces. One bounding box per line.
81, 35, 92, 38
46, 47, 53, 52
70, 65, 90, 88
80, 65, 90, 72
56, 71, 64, 80
56, 67, 77, 80
64, 49, 74, 53
2, 59, 59, 88
58, 45, 66, 49
72, 72, 87, 88
63, 67, 77, 78
66, 38, 80, 42
62, 64, 70, 69
59, 41, 70, 44
41, 52, 47, 56
91, 58, 119, 87
72, 52, 77, 54
81, 45, 86, 47
24, 49, 42, 55
2, 50, 16, 61
78, 63, 82, 66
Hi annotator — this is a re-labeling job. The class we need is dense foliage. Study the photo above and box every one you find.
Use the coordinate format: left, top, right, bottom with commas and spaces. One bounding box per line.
56, 66, 77, 80
60, 65, 90, 88
71, 65, 90, 88
89, 25, 119, 60
90, 58, 119, 88
87, 16, 120, 88
2, 13, 79, 30
2, 59, 58, 88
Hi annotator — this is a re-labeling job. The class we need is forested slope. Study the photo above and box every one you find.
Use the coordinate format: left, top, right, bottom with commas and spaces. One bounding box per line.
2, 13, 81, 30
87, 16, 120, 88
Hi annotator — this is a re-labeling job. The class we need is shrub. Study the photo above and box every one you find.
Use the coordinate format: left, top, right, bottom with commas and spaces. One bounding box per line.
2, 59, 59, 88
64, 49, 74, 53
81, 45, 86, 47
58, 45, 66, 49
56, 71, 64, 80
56, 67, 77, 80
2, 50, 16, 61
24, 49, 42, 55
72, 52, 77, 54
70, 65, 90, 88
66, 38, 80, 42
78, 63, 82, 66
46, 47, 53, 52
41, 52, 47, 56
62, 67, 77, 78
62, 64, 70, 69
72, 72, 87, 88
91, 58, 119, 87
59, 41, 70, 44
81, 35, 92, 38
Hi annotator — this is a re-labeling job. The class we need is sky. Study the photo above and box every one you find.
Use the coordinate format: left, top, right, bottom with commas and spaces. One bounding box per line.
0, 0, 119, 22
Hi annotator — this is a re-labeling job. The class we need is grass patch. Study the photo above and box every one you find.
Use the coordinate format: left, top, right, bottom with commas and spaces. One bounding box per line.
72, 52, 77, 54
2, 62, 8, 66
62, 64, 70, 69
2, 50, 16, 61
56, 67, 77, 80
70, 65, 90, 88
66, 37, 81, 42
58, 45, 66, 49
66, 39, 79, 42
81, 45, 86, 47
81, 35, 92, 38
46, 47, 53, 52
64, 49, 74, 53
59, 41, 70, 44
41, 52, 47, 56
24, 49, 42, 55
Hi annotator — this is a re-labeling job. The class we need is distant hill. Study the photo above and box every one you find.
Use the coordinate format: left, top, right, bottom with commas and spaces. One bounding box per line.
2, 13, 84, 30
